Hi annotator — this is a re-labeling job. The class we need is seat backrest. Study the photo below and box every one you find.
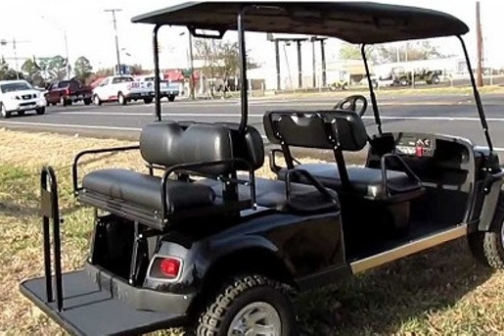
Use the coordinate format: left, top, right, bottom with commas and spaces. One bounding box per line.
139, 121, 264, 175
263, 110, 368, 152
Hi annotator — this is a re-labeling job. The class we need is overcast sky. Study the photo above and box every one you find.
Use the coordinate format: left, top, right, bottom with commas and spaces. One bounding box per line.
0, 0, 501, 72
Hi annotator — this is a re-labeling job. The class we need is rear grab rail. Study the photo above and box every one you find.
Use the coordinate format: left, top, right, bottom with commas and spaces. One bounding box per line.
40, 166, 63, 312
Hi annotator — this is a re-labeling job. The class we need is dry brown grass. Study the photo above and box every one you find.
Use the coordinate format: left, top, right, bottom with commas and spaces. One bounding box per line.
1, 129, 504, 335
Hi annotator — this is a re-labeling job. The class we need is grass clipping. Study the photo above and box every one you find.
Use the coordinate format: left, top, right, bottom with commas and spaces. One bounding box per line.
1, 128, 504, 335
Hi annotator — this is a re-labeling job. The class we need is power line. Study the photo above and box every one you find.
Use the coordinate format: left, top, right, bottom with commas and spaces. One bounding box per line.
104, 8, 122, 75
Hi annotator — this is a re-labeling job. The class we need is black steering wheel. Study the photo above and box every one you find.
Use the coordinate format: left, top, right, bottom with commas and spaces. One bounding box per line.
334, 94, 368, 117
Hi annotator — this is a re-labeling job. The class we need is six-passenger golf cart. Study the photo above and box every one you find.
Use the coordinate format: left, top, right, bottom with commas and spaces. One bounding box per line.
19, 2, 504, 335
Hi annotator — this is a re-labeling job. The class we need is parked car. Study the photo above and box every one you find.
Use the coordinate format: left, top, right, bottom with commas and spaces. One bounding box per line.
45, 79, 93, 106
135, 75, 180, 102
92, 75, 155, 105
0, 80, 46, 118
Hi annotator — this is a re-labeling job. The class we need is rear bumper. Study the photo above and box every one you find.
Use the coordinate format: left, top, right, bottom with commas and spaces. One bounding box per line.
20, 263, 193, 335
67, 93, 92, 102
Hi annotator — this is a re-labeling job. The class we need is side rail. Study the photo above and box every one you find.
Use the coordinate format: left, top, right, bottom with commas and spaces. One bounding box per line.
269, 148, 302, 175
72, 145, 140, 193
40, 166, 63, 312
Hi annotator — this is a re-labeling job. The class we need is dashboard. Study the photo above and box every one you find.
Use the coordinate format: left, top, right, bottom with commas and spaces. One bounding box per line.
394, 134, 436, 157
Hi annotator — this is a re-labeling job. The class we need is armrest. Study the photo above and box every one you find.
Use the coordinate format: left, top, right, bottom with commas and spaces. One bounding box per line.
284, 168, 339, 212
72, 145, 140, 193
380, 153, 422, 195
160, 158, 257, 223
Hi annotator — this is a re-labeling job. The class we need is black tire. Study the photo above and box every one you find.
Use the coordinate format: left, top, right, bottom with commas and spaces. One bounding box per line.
84, 98, 92, 105
143, 97, 153, 104
196, 274, 297, 336
468, 191, 504, 269
168, 95, 175, 102
93, 94, 102, 106
17, 111, 25, 116
118, 92, 127, 105
60, 96, 68, 106
0, 103, 11, 118
36, 107, 45, 115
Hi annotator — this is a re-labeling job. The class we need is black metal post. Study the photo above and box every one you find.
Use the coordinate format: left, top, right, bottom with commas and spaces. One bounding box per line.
275, 40, 281, 91
153, 24, 162, 122
458, 35, 493, 152
238, 8, 248, 131
361, 44, 382, 134
296, 40, 302, 89
41, 166, 63, 312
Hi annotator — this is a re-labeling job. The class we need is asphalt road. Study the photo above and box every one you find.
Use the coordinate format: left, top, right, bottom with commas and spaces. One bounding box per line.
1, 93, 504, 153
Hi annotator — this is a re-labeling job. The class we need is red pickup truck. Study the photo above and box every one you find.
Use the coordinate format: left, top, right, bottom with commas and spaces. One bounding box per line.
45, 79, 93, 106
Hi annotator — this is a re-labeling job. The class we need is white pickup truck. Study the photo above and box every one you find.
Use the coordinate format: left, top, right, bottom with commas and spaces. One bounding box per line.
134, 75, 180, 102
0, 80, 46, 118
93, 75, 180, 106
92, 75, 154, 105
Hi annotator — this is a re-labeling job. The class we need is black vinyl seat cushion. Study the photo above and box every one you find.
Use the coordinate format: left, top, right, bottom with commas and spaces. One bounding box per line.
278, 163, 421, 199
198, 177, 339, 213
82, 169, 216, 213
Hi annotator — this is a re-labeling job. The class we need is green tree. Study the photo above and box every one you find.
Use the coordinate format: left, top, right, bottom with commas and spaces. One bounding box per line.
0, 58, 23, 80
375, 41, 444, 64
21, 58, 45, 86
339, 43, 362, 60
74, 56, 92, 83
48, 55, 68, 80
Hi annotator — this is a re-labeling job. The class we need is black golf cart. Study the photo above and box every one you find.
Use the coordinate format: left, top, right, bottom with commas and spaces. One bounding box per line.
20, 2, 504, 335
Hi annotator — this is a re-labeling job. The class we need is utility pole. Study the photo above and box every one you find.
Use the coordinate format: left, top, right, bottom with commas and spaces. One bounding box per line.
476, 1, 483, 87
188, 32, 195, 100
105, 9, 122, 75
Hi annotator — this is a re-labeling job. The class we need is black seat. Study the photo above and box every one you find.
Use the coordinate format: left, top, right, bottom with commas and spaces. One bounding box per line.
264, 110, 423, 201
76, 121, 265, 230
277, 164, 419, 200
82, 169, 215, 212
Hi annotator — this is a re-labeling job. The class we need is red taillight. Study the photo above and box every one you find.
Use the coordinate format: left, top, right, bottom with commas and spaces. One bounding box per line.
159, 258, 181, 279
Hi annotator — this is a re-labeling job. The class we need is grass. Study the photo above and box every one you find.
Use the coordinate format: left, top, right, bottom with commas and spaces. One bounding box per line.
255, 84, 504, 100
1, 129, 504, 335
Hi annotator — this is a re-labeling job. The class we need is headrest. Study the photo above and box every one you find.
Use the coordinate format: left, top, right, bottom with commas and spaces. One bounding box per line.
139, 121, 264, 175
264, 110, 368, 152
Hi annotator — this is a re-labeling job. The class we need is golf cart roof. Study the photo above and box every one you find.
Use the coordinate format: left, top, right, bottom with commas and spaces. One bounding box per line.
131, 1, 469, 44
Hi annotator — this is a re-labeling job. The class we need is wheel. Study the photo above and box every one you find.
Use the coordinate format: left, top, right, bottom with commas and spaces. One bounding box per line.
17, 111, 25, 116
36, 107, 45, 115
84, 98, 92, 105
468, 191, 504, 268
60, 96, 68, 106
431, 75, 440, 85
168, 95, 175, 102
93, 94, 102, 106
118, 92, 127, 105
143, 97, 153, 104
196, 274, 297, 336
1, 103, 11, 118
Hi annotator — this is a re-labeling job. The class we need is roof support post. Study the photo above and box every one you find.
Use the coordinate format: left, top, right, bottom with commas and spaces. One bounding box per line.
153, 24, 162, 121
361, 44, 382, 134
458, 35, 493, 152
238, 6, 249, 132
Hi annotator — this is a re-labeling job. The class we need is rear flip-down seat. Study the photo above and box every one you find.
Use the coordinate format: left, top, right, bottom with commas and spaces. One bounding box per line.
76, 121, 264, 230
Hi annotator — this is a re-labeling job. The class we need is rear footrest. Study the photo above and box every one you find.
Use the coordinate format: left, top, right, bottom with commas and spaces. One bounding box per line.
20, 268, 186, 335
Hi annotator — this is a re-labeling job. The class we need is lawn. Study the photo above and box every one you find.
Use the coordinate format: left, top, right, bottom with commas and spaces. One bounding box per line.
1, 129, 504, 335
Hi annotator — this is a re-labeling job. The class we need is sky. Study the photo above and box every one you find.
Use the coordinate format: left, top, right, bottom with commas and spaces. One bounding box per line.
0, 0, 502, 74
